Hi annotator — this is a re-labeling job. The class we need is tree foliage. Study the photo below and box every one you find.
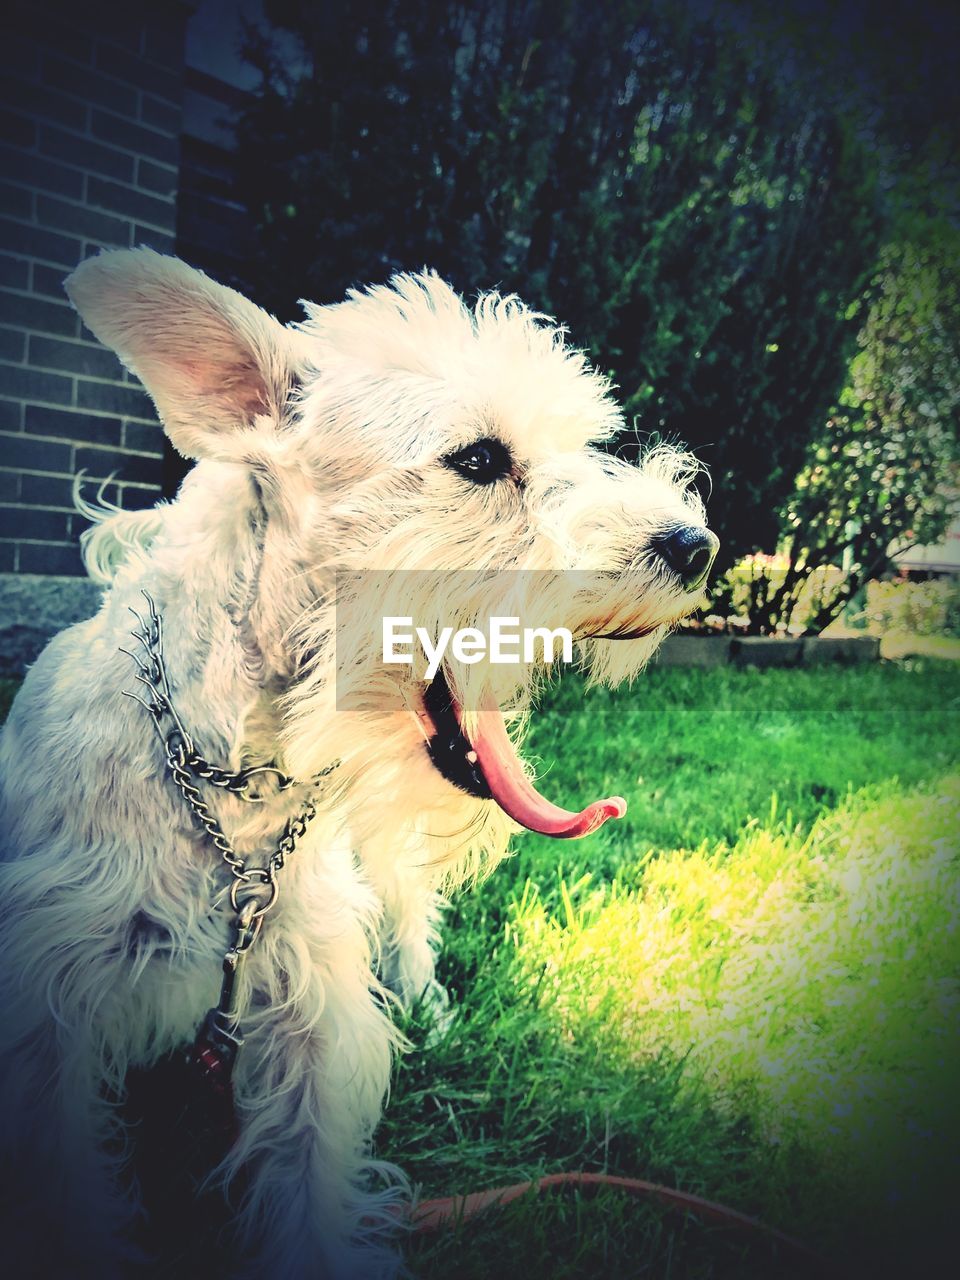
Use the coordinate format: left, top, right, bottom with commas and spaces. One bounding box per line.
230, 0, 890, 571
746, 236, 960, 634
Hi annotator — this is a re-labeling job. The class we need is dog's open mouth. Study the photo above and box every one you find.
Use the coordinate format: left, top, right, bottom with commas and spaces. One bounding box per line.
421, 670, 626, 839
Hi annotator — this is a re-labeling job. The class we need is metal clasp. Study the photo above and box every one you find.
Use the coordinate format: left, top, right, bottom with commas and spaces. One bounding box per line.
218, 899, 261, 1017
199, 900, 262, 1065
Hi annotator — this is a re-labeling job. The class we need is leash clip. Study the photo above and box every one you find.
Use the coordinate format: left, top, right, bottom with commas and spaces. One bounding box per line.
196, 899, 261, 1077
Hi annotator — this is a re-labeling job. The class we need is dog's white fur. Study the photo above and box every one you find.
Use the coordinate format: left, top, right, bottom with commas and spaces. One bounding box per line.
0, 251, 708, 1277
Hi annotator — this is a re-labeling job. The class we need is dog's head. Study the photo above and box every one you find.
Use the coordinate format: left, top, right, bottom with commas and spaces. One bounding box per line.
67, 251, 717, 869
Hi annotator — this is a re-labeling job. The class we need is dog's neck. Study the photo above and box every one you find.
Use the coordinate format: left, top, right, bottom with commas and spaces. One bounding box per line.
115, 461, 302, 777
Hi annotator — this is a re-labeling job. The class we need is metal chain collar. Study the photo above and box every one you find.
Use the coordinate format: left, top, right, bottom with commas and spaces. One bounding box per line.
121, 589, 339, 932
121, 588, 342, 1074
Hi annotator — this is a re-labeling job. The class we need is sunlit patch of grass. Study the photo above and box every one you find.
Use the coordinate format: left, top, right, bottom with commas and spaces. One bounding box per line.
391, 663, 960, 1277
507, 776, 960, 1262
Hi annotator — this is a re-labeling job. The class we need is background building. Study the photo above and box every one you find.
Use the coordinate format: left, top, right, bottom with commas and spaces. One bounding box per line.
0, 0, 253, 668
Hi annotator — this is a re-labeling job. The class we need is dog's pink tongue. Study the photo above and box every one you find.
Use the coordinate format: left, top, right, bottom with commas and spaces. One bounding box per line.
468, 697, 626, 839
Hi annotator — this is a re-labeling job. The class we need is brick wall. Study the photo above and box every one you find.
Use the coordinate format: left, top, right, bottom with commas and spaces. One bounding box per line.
178, 67, 256, 299
0, 1, 188, 577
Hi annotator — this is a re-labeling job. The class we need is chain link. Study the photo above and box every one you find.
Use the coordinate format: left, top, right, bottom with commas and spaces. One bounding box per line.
122, 589, 339, 924
178, 746, 297, 800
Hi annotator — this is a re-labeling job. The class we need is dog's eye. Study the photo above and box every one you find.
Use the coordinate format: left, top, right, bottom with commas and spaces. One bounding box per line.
444, 437, 513, 485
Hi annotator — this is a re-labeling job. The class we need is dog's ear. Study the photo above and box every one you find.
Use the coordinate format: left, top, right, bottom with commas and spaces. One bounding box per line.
65, 249, 303, 460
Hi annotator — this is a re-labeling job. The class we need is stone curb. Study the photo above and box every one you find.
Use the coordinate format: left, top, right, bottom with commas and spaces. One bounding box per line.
654, 633, 881, 668
0, 574, 884, 680
0, 574, 103, 677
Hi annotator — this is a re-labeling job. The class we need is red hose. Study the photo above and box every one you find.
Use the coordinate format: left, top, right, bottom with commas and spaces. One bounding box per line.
410, 1170, 830, 1268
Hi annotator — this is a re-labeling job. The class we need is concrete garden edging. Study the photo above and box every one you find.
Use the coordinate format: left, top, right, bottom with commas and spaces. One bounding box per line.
654, 633, 880, 668
0, 577, 883, 680
0, 575, 102, 677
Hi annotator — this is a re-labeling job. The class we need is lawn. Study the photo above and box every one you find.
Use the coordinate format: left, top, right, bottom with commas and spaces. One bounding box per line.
383, 658, 960, 1279
2, 660, 958, 1277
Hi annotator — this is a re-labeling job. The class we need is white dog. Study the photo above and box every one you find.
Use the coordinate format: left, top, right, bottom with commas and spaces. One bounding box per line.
0, 250, 716, 1278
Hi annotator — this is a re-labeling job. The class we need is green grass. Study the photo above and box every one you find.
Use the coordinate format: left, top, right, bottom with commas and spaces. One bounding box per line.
4, 660, 959, 1276
0, 678, 19, 724
384, 660, 960, 1279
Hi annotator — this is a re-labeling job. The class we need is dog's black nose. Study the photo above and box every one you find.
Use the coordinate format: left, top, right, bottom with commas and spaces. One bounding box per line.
655, 526, 719, 591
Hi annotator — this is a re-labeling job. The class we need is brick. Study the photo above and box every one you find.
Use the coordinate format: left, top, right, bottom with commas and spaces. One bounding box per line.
178, 138, 237, 200
123, 420, 162, 452
68, 511, 92, 538
43, 55, 137, 116
0, 505, 69, 540
0, 398, 22, 430
0, 541, 14, 571
0, 35, 39, 81
132, 225, 175, 254
24, 473, 100, 509
91, 111, 177, 165
0, 108, 35, 148
94, 17, 144, 57
76, 380, 152, 420
0, 145, 84, 199
0, 327, 25, 362
9, 9, 92, 64
36, 194, 130, 248
0, 183, 32, 221
0, 362, 73, 404
28, 335, 119, 379
96, 11, 144, 55
139, 93, 180, 134
0, 289, 76, 337
18, 541, 85, 576
31, 262, 70, 299
24, 470, 123, 511
38, 125, 135, 183
25, 403, 122, 446
96, 42, 181, 104
117, 482, 161, 509
136, 158, 177, 198
0, 433, 71, 472
87, 176, 173, 230
143, 17, 185, 70
0, 470, 19, 502
0, 75, 88, 130
0, 217, 81, 267
20, 472, 79, 507
74, 446, 161, 486
81, 239, 118, 260
0, 255, 29, 290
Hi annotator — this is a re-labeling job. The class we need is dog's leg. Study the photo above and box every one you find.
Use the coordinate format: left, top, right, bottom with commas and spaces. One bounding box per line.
380, 880, 444, 1009
226, 1016, 405, 1279
0, 984, 139, 1277
357, 832, 443, 1009
221, 885, 406, 1279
